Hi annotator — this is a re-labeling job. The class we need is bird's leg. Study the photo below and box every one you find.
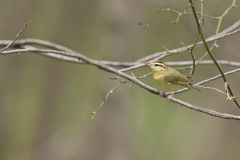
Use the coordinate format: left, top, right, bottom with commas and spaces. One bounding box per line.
160, 89, 170, 98
159, 90, 166, 97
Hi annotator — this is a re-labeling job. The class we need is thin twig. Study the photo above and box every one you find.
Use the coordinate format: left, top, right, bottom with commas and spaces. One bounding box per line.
82, 82, 126, 119
0, 22, 29, 53
138, 8, 191, 28
188, 36, 199, 75
195, 85, 237, 100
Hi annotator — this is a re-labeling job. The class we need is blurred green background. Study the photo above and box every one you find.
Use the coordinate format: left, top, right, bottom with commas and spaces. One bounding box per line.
0, 0, 240, 160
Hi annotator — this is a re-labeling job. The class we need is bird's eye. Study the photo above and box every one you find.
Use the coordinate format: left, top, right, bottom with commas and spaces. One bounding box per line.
153, 63, 167, 68
154, 64, 162, 67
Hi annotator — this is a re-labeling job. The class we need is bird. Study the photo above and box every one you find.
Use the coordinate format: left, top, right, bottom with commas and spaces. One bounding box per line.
146, 62, 196, 91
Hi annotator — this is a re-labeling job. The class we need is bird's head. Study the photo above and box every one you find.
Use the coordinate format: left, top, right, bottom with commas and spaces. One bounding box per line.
146, 62, 168, 74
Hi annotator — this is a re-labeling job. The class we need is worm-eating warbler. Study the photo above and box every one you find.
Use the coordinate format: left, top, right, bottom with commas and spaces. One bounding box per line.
146, 62, 194, 91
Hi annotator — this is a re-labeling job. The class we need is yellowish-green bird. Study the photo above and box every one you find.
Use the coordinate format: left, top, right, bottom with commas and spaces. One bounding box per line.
146, 62, 195, 91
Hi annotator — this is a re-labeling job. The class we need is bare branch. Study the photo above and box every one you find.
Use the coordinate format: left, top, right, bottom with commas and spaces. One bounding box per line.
165, 60, 240, 67
170, 97, 240, 120
0, 19, 239, 70
1, 47, 240, 120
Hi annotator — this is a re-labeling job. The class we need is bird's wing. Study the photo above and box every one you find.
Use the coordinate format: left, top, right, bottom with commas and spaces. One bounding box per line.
163, 71, 189, 86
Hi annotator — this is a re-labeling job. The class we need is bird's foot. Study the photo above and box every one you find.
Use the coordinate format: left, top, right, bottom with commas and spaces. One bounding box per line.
160, 91, 175, 100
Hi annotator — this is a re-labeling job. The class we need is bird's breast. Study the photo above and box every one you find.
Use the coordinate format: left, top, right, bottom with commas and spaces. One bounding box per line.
153, 73, 176, 91
153, 74, 164, 82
